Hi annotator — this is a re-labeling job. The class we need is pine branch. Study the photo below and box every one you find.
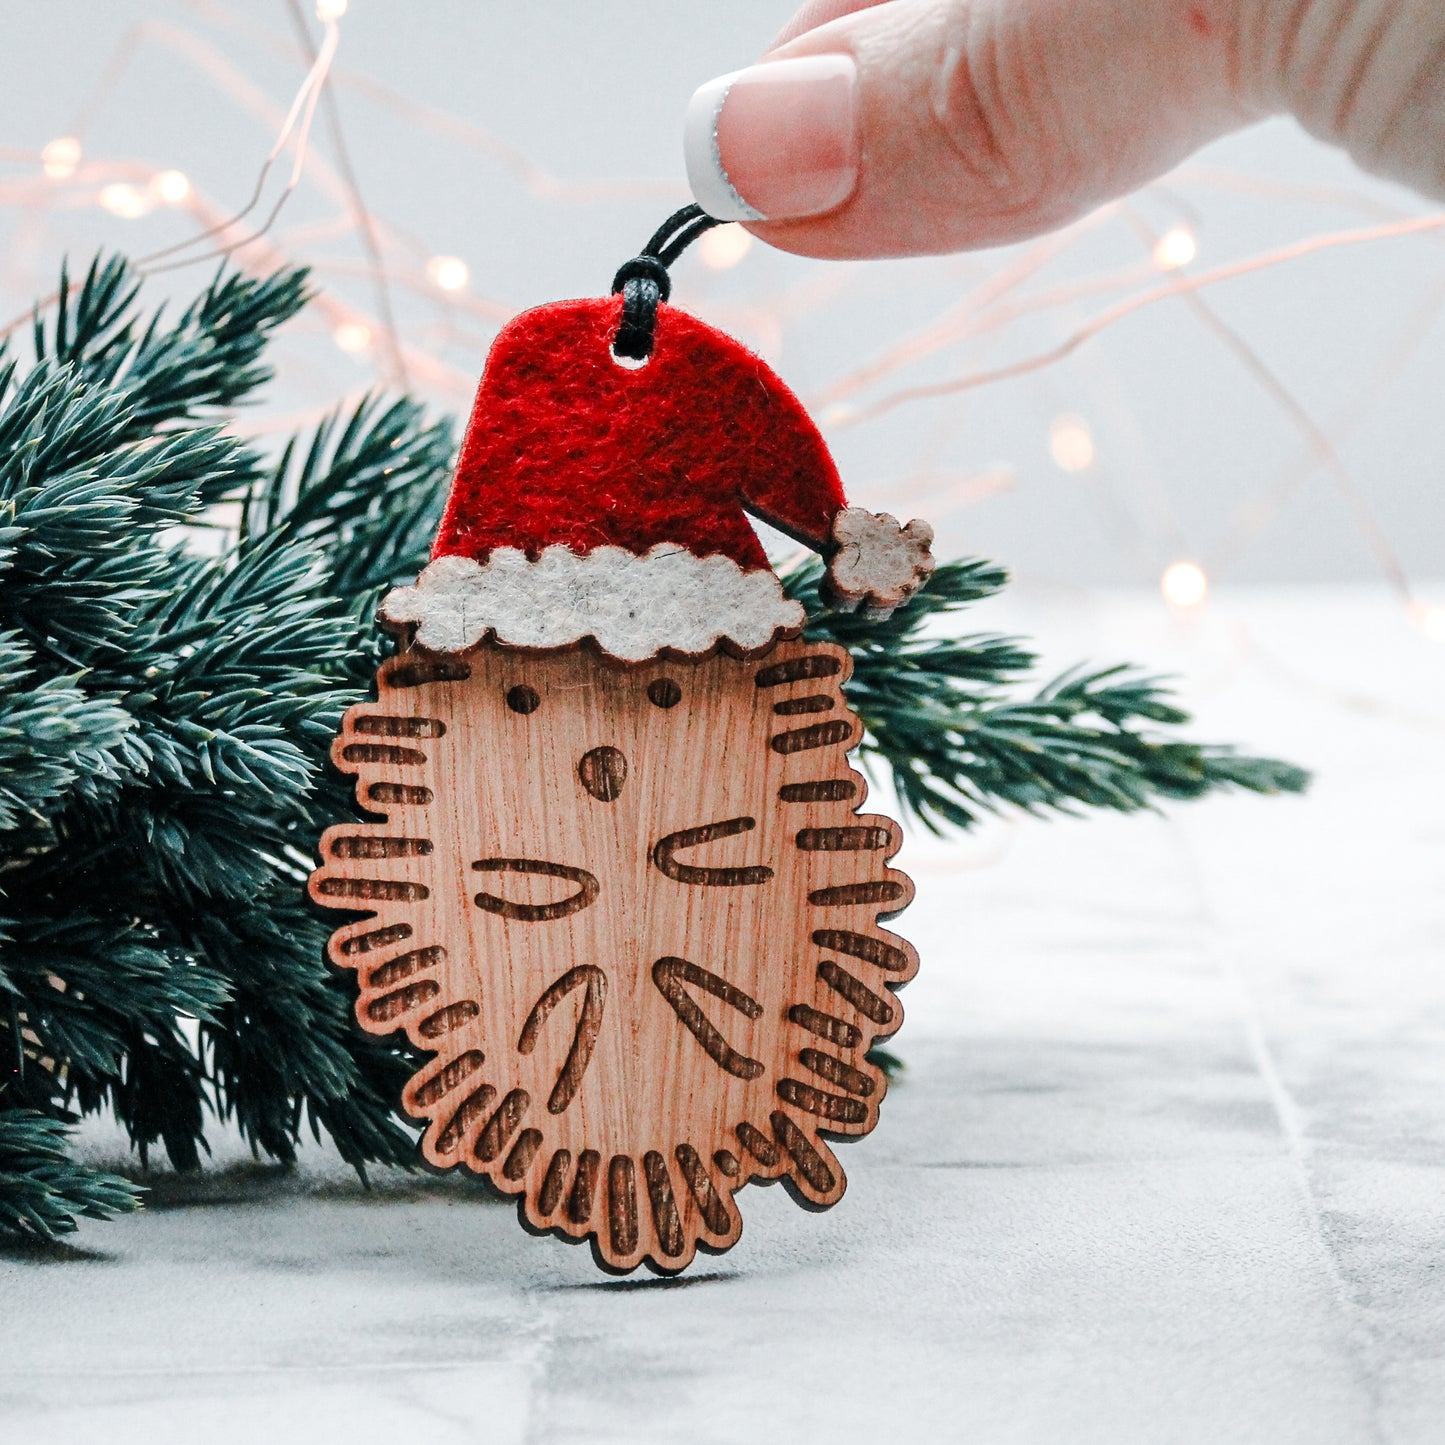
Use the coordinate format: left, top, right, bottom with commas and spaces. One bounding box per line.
2, 255, 418, 1236
0, 1109, 141, 1239
786, 556, 1309, 833
0, 252, 1309, 1240
239, 393, 453, 602
33, 255, 310, 442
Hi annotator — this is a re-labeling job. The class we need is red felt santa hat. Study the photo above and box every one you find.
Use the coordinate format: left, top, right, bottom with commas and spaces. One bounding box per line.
382, 294, 933, 662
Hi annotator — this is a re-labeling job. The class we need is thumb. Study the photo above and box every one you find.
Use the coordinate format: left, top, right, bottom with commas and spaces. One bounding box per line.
683, 0, 1251, 258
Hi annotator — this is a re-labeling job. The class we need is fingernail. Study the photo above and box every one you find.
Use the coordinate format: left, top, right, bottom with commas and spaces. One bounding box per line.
684, 55, 860, 223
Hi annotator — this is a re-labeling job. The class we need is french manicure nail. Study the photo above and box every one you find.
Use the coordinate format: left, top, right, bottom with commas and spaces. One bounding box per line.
684, 55, 860, 223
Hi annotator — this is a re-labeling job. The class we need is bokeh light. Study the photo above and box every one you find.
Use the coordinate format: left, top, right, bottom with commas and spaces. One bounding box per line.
40, 137, 81, 180
333, 321, 372, 354
698, 225, 753, 270
98, 183, 152, 219
1409, 602, 1445, 642
151, 170, 191, 205
1153, 227, 1198, 270
1049, 414, 1095, 472
1161, 560, 1209, 608
426, 255, 469, 292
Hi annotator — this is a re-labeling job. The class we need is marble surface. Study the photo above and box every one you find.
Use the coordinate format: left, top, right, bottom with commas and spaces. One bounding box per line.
4, 584, 1443, 1444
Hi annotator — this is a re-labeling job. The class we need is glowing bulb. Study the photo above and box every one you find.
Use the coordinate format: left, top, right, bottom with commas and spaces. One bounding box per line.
333, 321, 372, 354
1153, 227, 1197, 270
426, 255, 469, 292
316, 0, 348, 18
1049, 414, 1094, 472
99, 183, 152, 219
151, 170, 190, 204
1409, 602, 1445, 642
42, 137, 81, 179
698, 225, 753, 270
1161, 560, 1208, 609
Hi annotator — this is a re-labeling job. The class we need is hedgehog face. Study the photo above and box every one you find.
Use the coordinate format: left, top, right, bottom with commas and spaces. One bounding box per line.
312, 641, 916, 1273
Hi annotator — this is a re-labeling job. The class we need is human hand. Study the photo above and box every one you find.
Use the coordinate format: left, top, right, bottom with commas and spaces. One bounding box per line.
683, 0, 1445, 258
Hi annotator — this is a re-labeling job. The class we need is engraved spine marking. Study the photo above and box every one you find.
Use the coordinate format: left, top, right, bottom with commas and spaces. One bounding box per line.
813, 928, 909, 972
436, 1086, 496, 1153
418, 1000, 481, 1038
787, 1004, 861, 1049
367, 945, 445, 989
475, 1089, 530, 1163
772, 694, 835, 716
340, 923, 412, 955
353, 715, 446, 738
736, 1121, 780, 1167
817, 961, 894, 1025
776, 1078, 869, 1124
799, 1048, 875, 1096
674, 1144, 730, 1235
569, 1149, 600, 1223
412, 1050, 485, 1107
539, 1150, 571, 1214
504, 1128, 543, 1180
609, 1155, 639, 1257
341, 743, 427, 767
770, 1110, 836, 1192
644, 1151, 684, 1257
652, 958, 764, 1080
329, 836, 432, 861
755, 654, 842, 686
808, 880, 907, 907
389, 659, 471, 687
652, 817, 773, 887
779, 779, 857, 803
366, 979, 440, 1022
315, 877, 428, 902
771, 720, 854, 754
366, 782, 434, 806
796, 826, 892, 852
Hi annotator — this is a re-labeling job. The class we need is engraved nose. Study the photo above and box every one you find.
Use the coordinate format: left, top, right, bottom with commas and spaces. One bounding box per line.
578, 746, 627, 802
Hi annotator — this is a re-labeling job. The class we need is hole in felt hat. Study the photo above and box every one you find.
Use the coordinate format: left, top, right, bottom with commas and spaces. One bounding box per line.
610, 346, 649, 371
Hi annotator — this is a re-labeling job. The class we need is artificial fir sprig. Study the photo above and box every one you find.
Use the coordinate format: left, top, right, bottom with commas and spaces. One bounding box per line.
1, 257, 420, 1237
0, 1109, 140, 1239
0, 256, 1305, 1241
785, 557, 1306, 832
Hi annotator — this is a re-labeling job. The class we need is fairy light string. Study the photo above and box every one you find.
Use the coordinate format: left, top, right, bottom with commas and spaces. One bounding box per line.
0, 0, 1438, 646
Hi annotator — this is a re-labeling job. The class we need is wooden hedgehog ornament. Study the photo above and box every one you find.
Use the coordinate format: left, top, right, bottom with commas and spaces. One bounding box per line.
309, 208, 936, 1274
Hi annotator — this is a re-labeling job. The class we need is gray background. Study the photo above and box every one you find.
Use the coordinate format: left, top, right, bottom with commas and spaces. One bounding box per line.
0, 0, 1440, 589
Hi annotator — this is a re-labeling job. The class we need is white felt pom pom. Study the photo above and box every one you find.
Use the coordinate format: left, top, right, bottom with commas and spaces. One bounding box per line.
825, 508, 936, 618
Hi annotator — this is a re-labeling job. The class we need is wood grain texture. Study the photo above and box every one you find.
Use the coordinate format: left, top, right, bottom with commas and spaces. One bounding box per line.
308, 637, 917, 1274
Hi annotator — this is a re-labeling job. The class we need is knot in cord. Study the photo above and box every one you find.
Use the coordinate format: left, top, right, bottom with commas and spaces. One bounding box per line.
610, 204, 723, 362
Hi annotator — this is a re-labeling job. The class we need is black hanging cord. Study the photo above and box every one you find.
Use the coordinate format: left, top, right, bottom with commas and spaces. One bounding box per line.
610, 203, 723, 361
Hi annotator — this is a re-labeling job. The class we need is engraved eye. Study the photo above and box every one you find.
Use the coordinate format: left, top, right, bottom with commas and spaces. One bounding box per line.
506, 684, 540, 714
647, 677, 681, 709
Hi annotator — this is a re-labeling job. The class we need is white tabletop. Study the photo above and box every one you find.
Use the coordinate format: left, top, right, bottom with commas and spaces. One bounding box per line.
5, 583, 1443, 1445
